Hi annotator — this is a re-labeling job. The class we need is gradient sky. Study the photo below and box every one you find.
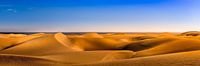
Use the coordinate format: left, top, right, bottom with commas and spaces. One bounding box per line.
0, 0, 199, 32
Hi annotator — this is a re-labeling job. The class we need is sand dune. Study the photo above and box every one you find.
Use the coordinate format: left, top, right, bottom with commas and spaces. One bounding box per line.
131, 36, 155, 41
74, 50, 200, 66
180, 31, 200, 36
40, 50, 135, 64
15, 33, 45, 44
124, 37, 178, 51
82, 32, 104, 38
1, 50, 200, 66
0, 33, 44, 50
0, 34, 27, 38
135, 38, 200, 57
0, 50, 135, 65
73, 38, 131, 50
0, 32, 200, 66
0, 54, 68, 66
0, 33, 80, 56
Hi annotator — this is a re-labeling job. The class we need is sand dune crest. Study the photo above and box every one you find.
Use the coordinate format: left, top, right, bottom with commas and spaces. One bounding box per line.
0, 33, 80, 56
0, 33, 44, 50
135, 38, 200, 57
74, 50, 200, 66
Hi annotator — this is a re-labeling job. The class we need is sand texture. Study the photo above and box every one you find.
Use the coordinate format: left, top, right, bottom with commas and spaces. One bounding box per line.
0, 32, 200, 66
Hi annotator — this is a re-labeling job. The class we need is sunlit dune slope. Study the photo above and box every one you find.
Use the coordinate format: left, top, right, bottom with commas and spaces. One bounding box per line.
0, 33, 81, 56
1, 32, 200, 66
0, 54, 68, 66
40, 50, 135, 64
0, 50, 134, 66
124, 37, 178, 51
180, 31, 200, 36
70, 32, 134, 51
0, 34, 27, 38
74, 50, 200, 66
135, 38, 200, 57
72, 38, 131, 51
0, 33, 44, 50
131, 36, 156, 41
16, 33, 45, 44
82, 32, 104, 38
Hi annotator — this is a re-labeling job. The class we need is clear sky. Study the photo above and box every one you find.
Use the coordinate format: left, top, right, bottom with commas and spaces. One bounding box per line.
0, 0, 199, 32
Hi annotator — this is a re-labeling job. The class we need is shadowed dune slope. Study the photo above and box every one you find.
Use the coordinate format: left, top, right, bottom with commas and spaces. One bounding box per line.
180, 31, 200, 36
73, 38, 131, 51
124, 37, 178, 51
1, 32, 200, 66
135, 38, 200, 57
131, 36, 156, 41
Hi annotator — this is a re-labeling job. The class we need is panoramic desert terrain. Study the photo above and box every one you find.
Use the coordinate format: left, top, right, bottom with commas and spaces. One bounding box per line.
0, 31, 200, 66
1, 0, 199, 66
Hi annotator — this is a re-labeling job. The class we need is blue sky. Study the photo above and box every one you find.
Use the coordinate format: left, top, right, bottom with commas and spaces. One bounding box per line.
0, 0, 199, 32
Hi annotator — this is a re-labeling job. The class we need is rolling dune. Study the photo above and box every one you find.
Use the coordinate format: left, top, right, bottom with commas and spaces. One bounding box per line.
40, 50, 135, 64
0, 54, 68, 66
124, 37, 178, 51
72, 38, 131, 51
0, 33, 44, 50
82, 33, 104, 38
0, 32, 200, 66
0, 34, 27, 38
74, 50, 200, 66
135, 38, 200, 57
0, 33, 81, 56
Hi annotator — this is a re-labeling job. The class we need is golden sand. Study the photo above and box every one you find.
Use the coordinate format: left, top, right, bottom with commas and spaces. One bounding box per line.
0, 32, 200, 66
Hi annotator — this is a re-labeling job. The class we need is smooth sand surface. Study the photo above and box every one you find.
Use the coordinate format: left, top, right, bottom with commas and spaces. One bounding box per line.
0, 32, 200, 66
73, 38, 131, 51
40, 50, 135, 64
0, 54, 68, 66
74, 50, 200, 66
0, 33, 80, 56
124, 37, 178, 51
82, 33, 104, 38
0, 51, 135, 66
0, 33, 44, 50
135, 38, 200, 57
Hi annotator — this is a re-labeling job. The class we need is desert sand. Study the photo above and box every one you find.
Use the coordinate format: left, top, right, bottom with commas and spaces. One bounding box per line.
0, 31, 200, 66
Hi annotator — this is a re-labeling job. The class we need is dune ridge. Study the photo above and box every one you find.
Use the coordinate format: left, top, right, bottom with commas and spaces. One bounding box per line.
0, 31, 200, 66
0, 33, 80, 56
0, 33, 44, 50
73, 50, 200, 66
135, 38, 200, 57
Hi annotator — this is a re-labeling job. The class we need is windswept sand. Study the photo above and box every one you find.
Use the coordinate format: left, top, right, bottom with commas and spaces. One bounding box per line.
0, 33, 44, 50
0, 31, 200, 66
0, 33, 80, 55
74, 50, 200, 66
134, 38, 200, 57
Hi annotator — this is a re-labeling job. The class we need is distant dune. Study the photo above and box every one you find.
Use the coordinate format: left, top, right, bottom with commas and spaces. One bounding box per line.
0, 32, 200, 66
